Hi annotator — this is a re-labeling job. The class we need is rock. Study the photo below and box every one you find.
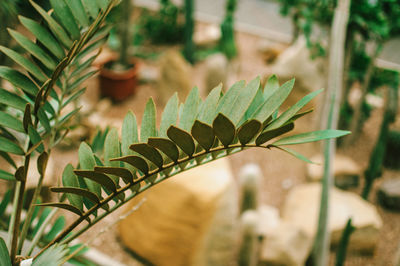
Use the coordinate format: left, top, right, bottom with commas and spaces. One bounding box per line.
307, 154, 361, 189
268, 36, 325, 92
282, 183, 383, 254
377, 178, 400, 211
157, 50, 193, 104
119, 158, 239, 266
258, 205, 312, 266
204, 53, 228, 94
257, 39, 287, 64
194, 24, 221, 47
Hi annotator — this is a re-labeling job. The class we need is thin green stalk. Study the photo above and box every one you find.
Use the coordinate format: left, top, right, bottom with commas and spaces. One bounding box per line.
27, 208, 58, 256
17, 172, 45, 254
335, 218, 355, 266
313, 0, 350, 265
7, 182, 21, 251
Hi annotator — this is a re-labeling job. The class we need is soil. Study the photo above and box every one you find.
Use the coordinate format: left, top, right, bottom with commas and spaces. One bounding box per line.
12, 24, 399, 265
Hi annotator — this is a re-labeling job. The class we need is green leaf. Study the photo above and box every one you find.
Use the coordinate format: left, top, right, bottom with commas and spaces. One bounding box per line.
95, 166, 134, 184
167, 126, 195, 157
112, 156, 149, 175
237, 119, 262, 145
33, 244, 68, 266
82, 0, 100, 18
28, 125, 44, 153
0, 88, 28, 111
0, 112, 24, 132
68, 70, 98, 92
272, 146, 314, 164
14, 166, 25, 182
0, 169, 15, 181
213, 113, 236, 147
62, 88, 86, 108
159, 93, 179, 138
148, 138, 179, 163
0, 136, 24, 155
29, 0, 73, 48
96, 0, 109, 10
23, 103, 32, 133
0, 66, 39, 96
241, 87, 264, 123
216, 80, 245, 116
141, 98, 157, 142
104, 128, 121, 167
197, 84, 222, 124
62, 164, 83, 211
65, 0, 90, 27
254, 78, 295, 123
121, 111, 138, 156
37, 108, 51, 133
7, 29, 57, 70
266, 89, 323, 131
191, 120, 215, 151
0, 152, 17, 169
179, 87, 200, 132
0, 237, 11, 266
256, 123, 294, 146
37, 152, 49, 176
272, 130, 351, 146
78, 142, 101, 197
130, 143, 164, 168
228, 76, 260, 125
50, 0, 81, 40
43, 216, 65, 242
74, 170, 117, 193
51, 186, 100, 205
263, 74, 280, 99
18, 16, 65, 59
0, 190, 12, 217
0, 46, 47, 82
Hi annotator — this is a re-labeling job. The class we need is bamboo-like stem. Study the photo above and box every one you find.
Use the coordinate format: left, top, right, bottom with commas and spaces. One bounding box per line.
17, 171, 46, 254
10, 155, 30, 265
312, 0, 351, 265
7, 182, 21, 251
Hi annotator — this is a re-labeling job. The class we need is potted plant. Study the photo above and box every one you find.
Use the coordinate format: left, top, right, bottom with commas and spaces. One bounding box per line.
99, 0, 139, 101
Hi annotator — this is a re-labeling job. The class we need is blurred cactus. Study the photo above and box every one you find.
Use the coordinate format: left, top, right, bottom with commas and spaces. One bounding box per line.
220, 0, 238, 59
238, 210, 259, 266
239, 164, 262, 213
183, 0, 195, 63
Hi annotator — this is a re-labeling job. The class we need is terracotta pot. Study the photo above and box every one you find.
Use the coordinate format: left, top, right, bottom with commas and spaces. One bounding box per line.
99, 59, 138, 101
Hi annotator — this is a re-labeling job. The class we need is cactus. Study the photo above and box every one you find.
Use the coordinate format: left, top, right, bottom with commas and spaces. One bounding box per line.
239, 164, 262, 213
238, 210, 259, 266
220, 0, 238, 59
183, 0, 195, 63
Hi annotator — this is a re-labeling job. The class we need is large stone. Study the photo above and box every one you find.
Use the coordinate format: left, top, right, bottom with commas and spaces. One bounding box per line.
204, 53, 228, 94
377, 178, 400, 211
282, 183, 383, 254
258, 205, 312, 266
119, 158, 239, 266
268, 36, 325, 92
307, 154, 361, 189
157, 50, 193, 104
194, 24, 221, 47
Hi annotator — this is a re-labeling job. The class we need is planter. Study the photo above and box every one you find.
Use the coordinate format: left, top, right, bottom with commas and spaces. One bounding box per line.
99, 59, 139, 101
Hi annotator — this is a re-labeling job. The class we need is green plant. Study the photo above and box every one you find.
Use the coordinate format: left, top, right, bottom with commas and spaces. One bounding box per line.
183, 0, 195, 63
0, 0, 350, 264
238, 210, 259, 266
220, 0, 238, 59
140, 0, 184, 45
239, 165, 261, 213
